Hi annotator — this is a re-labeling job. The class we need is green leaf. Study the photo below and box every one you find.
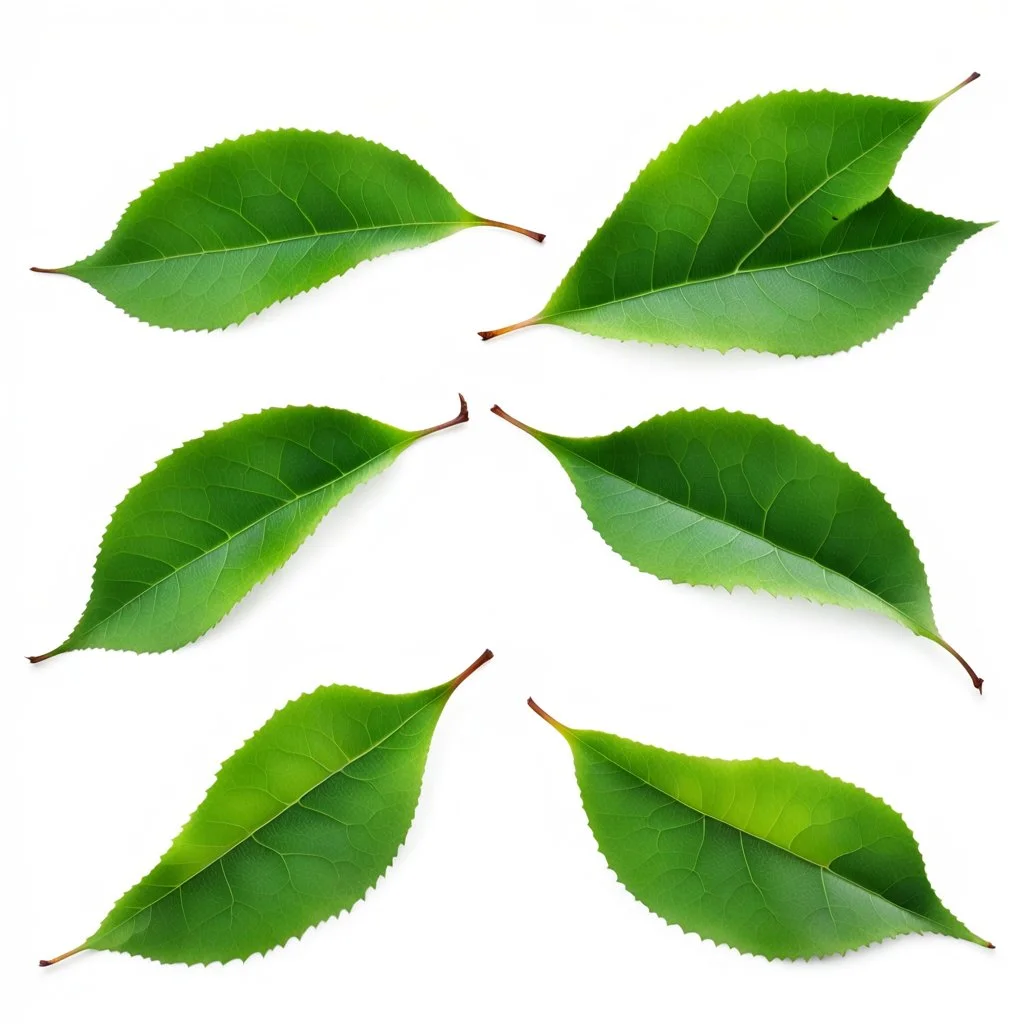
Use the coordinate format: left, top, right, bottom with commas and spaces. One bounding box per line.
492, 404, 982, 690
40, 651, 493, 967
481, 76, 989, 354
529, 698, 990, 960
33, 130, 543, 330
30, 397, 469, 661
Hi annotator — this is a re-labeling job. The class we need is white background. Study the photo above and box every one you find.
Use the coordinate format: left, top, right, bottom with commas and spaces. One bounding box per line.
3, 1, 1020, 1020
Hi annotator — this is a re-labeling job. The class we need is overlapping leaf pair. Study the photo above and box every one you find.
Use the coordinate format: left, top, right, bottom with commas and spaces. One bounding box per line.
482, 75, 989, 354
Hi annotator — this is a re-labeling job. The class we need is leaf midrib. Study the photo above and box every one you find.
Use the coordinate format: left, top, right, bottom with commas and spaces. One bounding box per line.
78, 220, 473, 272
544, 228, 967, 324
72, 437, 412, 649
91, 685, 449, 949
731, 108, 920, 270
544, 436, 929, 638
547, 105, 927, 322
573, 731, 953, 939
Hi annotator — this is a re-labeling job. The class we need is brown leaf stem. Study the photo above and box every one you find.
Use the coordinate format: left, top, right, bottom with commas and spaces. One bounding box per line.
477, 219, 545, 243
40, 944, 86, 967
527, 697, 568, 734
418, 394, 469, 437
27, 650, 59, 664
934, 638, 984, 693
489, 404, 536, 435
478, 316, 539, 341
449, 649, 494, 691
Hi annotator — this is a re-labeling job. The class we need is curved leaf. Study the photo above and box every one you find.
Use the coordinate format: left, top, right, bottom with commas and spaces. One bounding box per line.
529, 699, 990, 960
40, 651, 493, 967
33, 130, 543, 330
492, 404, 981, 689
481, 77, 989, 354
31, 397, 469, 661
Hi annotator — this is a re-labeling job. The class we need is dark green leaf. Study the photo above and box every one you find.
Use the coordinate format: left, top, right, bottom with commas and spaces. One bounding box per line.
493, 403, 981, 689
530, 698, 990, 959
481, 78, 988, 355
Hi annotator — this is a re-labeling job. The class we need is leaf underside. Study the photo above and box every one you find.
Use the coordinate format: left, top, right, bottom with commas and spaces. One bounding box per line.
39, 130, 538, 330
483, 82, 988, 353
493, 404, 981, 689
34, 399, 467, 661
42, 652, 491, 966
533, 703, 988, 960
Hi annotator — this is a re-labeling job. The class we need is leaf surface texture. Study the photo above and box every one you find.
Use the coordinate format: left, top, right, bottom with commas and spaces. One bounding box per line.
493, 404, 980, 688
37, 130, 541, 330
34, 399, 468, 660
482, 81, 988, 353
42, 652, 492, 966
532, 701, 988, 959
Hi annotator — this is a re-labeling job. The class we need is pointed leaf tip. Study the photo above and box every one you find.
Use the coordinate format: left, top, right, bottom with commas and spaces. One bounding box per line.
449, 649, 494, 691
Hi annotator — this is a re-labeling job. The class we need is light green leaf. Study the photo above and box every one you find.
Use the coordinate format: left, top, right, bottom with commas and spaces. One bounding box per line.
529, 698, 990, 960
40, 651, 493, 967
481, 77, 989, 354
492, 404, 981, 689
31, 397, 469, 661
33, 130, 543, 330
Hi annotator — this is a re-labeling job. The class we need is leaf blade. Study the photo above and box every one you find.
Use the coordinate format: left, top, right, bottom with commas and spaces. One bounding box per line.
543, 194, 985, 353
482, 80, 988, 353
33, 397, 468, 660
493, 404, 981, 689
41, 651, 492, 967
36, 130, 541, 330
531, 700, 989, 960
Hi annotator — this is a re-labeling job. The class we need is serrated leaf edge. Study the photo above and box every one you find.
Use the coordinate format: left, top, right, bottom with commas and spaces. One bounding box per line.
510, 84, 989, 356
516, 403, 940, 635
46, 129, 483, 334
555, 720, 988, 961
83, 680, 451, 967
544, 211, 987, 358
34, 404, 429, 660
